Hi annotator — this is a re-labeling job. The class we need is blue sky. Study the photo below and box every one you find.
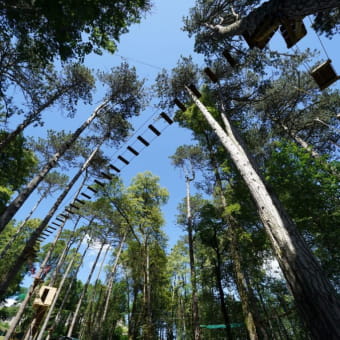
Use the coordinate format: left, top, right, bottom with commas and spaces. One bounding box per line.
14, 0, 340, 285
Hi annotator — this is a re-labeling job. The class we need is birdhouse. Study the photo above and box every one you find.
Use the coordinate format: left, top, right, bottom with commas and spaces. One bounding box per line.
243, 16, 279, 49
280, 19, 307, 48
310, 60, 340, 90
33, 286, 57, 308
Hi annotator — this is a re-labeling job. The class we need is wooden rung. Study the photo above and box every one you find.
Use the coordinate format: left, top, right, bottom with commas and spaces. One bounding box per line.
148, 124, 161, 136
127, 146, 139, 156
109, 164, 121, 173
65, 208, 74, 214
52, 222, 61, 226
100, 172, 113, 180
70, 203, 80, 210
44, 229, 53, 233
47, 225, 57, 231
60, 214, 68, 219
75, 198, 85, 205
118, 155, 129, 165
160, 112, 173, 124
242, 15, 279, 49
56, 217, 64, 223
280, 20, 307, 48
310, 59, 340, 90
81, 192, 91, 199
204, 67, 218, 83
42, 232, 50, 237
222, 50, 237, 68
87, 186, 98, 193
94, 179, 105, 187
174, 98, 186, 112
188, 84, 202, 98
137, 136, 150, 147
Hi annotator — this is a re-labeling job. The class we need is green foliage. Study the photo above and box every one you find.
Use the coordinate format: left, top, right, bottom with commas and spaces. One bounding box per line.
0, 0, 152, 62
0, 132, 38, 212
265, 141, 340, 284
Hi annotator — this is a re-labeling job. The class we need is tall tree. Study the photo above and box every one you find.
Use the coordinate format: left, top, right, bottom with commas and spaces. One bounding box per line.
0, 0, 152, 61
0, 62, 146, 232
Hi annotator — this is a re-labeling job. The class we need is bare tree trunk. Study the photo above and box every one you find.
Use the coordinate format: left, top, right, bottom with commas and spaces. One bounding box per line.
0, 144, 101, 297
0, 190, 47, 259
36, 232, 86, 340
67, 242, 105, 337
185, 177, 201, 340
4, 216, 69, 340
0, 99, 108, 232
46, 236, 92, 340
0, 87, 71, 151
101, 232, 127, 323
213, 251, 234, 340
186, 86, 340, 339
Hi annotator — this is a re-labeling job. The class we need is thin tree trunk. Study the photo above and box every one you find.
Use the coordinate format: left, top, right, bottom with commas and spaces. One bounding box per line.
185, 177, 200, 340
0, 87, 71, 151
0, 190, 47, 259
186, 86, 340, 339
213, 251, 233, 340
0, 99, 108, 232
47, 237, 92, 340
36, 232, 86, 340
82, 242, 110, 338
67, 242, 105, 337
205, 134, 260, 340
101, 232, 127, 323
4, 215, 69, 340
0, 143, 101, 297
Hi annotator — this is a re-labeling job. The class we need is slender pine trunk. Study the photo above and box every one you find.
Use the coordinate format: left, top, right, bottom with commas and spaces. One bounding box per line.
101, 232, 127, 323
185, 177, 200, 340
0, 144, 102, 297
0, 100, 108, 232
186, 86, 340, 339
36, 232, 86, 340
0, 87, 72, 152
0, 190, 47, 259
67, 242, 105, 337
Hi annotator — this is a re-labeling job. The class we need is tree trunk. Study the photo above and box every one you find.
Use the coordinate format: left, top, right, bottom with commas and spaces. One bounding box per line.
207, 0, 340, 38
0, 86, 71, 152
0, 99, 108, 232
206, 135, 263, 340
3, 216, 68, 340
47, 238, 92, 340
36, 232, 86, 340
185, 177, 201, 340
186, 86, 340, 340
0, 144, 101, 297
0, 190, 47, 259
101, 232, 127, 323
67, 242, 105, 337
213, 250, 234, 340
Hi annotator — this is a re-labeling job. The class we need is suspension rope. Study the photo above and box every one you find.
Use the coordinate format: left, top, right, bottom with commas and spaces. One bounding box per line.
308, 16, 330, 60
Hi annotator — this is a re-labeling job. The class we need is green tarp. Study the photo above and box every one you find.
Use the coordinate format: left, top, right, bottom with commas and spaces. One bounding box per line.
200, 323, 243, 329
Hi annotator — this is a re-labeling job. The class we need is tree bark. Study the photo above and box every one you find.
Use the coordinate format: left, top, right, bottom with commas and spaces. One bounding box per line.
185, 177, 201, 340
186, 86, 340, 340
213, 250, 234, 340
0, 190, 47, 259
0, 87, 71, 152
206, 0, 340, 38
0, 144, 101, 297
101, 232, 127, 323
67, 242, 105, 337
36, 232, 86, 340
0, 99, 108, 232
